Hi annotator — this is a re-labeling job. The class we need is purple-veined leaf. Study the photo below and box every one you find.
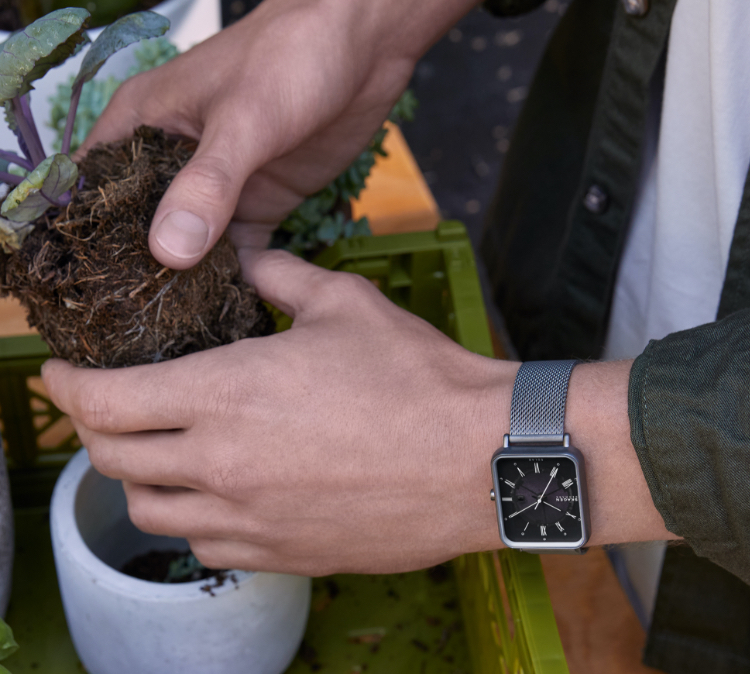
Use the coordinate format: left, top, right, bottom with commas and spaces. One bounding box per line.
1, 153, 77, 223
74, 12, 169, 88
0, 8, 90, 103
2, 100, 32, 162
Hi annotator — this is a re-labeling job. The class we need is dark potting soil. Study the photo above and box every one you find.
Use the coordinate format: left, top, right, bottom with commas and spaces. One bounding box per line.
1, 126, 274, 368
120, 548, 232, 588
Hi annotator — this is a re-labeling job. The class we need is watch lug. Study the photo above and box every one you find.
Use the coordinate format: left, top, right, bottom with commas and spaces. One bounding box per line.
564, 433, 570, 448
502, 434, 510, 448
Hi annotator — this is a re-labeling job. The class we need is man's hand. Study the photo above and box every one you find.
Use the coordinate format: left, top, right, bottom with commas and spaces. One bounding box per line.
79, 0, 481, 269
43, 251, 515, 575
42, 253, 677, 574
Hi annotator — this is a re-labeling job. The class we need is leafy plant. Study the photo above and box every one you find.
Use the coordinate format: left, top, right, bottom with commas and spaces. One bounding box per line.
0, 8, 170, 253
0, 617, 19, 674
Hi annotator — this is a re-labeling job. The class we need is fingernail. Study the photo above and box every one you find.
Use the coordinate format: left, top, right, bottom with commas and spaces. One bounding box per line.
154, 211, 209, 259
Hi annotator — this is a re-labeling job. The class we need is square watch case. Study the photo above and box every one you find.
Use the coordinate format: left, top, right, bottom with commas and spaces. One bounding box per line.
491, 435, 590, 551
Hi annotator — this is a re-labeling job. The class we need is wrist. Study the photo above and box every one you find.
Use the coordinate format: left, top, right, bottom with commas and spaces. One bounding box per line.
449, 354, 519, 554
564, 360, 677, 546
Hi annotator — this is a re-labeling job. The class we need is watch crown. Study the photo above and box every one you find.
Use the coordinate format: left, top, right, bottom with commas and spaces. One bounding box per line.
490, 489, 496, 502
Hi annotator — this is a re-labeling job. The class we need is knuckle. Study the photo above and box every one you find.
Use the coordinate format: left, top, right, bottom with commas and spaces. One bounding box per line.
321, 272, 376, 310
181, 155, 235, 206
205, 457, 245, 498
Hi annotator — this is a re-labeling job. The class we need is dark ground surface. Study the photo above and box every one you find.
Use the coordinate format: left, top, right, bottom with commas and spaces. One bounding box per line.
221, 1, 570, 338
397, 3, 569, 343
399, 3, 568, 248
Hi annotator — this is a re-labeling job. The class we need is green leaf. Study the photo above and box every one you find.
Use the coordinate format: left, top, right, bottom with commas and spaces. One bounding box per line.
2, 153, 77, 223
389, 89, 418, 124
74, 11, 170, 88
0, 618, 18, 660
3, 102, 16, 135
0, 8, 91, 103
316, 214, 343, 244
344, 216, 371, 239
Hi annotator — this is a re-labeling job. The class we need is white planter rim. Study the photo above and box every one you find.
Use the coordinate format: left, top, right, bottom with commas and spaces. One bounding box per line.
51, 449, 254, 602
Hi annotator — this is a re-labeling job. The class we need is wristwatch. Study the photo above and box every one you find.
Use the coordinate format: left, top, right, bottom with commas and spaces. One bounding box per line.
490, 360, 590, 553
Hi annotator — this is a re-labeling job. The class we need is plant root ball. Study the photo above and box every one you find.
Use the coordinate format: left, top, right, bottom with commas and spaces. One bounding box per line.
0, 126, 274, 368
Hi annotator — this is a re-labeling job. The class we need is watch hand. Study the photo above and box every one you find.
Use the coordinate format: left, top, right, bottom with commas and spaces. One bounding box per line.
542, 500, 561, 512
534, 473, 556, 510
508, 500, 540, 518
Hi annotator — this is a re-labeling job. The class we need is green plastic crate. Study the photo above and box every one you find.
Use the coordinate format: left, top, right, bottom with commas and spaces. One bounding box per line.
0, 221, 568, 674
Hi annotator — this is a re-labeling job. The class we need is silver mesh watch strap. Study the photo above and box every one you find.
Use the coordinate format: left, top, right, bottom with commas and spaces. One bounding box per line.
508, 360, 578, 445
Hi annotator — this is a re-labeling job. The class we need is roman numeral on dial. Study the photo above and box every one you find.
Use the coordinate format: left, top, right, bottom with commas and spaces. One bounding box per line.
555, 522, 564, 532
534, 463, 540, 473
550, 466, 558, 478
504, 479, 515, 488
540, 526, 547, 536
562, 479, 574, 489
516, 466, 525, 477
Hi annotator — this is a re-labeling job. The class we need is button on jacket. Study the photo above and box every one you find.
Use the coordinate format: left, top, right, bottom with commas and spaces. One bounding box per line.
482, 0, 750, 671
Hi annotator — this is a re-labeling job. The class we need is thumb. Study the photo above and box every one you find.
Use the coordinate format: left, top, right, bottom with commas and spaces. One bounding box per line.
242, 248, 334, 319
149, 126, 254, 270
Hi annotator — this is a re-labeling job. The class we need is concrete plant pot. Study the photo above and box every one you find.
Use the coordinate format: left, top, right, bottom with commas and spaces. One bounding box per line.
50, 449, 310, 674
0, 450, 12, 619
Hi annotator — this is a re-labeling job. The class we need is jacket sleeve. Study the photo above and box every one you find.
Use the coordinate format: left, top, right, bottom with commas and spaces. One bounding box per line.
629, 308, 750, 583
483, 0, 546, 17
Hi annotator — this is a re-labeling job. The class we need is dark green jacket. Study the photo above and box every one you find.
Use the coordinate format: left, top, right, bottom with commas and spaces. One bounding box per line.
482, 0, 750, 671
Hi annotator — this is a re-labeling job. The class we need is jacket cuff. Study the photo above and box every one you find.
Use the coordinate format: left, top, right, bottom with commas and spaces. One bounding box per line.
628, 309, 750, 583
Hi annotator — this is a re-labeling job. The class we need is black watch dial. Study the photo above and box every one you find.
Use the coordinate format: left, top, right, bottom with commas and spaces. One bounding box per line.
495, 456, 583, 544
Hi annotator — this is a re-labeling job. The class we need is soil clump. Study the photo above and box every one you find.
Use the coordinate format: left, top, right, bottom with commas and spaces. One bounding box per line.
1, 126, 273, 367
120, 548, 230, 587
